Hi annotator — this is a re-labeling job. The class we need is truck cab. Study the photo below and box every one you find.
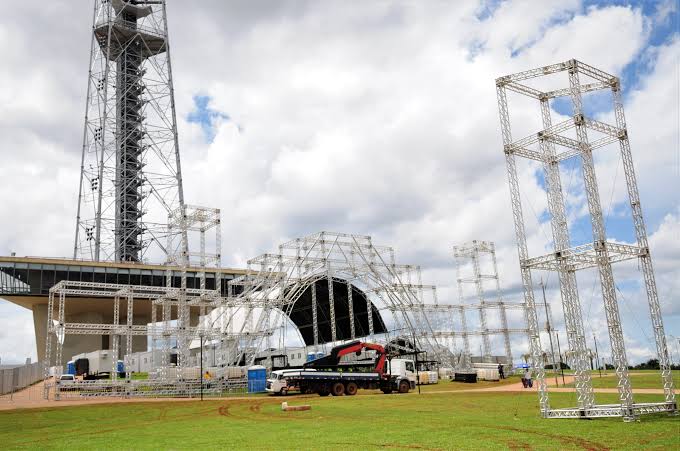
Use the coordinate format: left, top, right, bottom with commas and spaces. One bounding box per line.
266, 369, 315, 395
386, 358, 417, 390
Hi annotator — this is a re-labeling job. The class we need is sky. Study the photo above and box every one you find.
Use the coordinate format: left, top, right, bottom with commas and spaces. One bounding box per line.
0, 0, 678, 366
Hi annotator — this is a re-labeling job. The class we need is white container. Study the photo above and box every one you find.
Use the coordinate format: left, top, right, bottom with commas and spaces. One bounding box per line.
438, 368, 453, 379
427, 371, 438, 384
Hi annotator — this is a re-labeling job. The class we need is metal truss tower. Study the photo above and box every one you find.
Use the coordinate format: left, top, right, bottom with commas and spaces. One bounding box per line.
496, 59, 676, 420
74, 0, 185, 263
454, 240, 512, 364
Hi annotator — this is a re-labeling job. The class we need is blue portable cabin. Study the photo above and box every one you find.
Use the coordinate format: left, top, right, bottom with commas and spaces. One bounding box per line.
306, 352, 316, 362
247, 365, 267, 393
66, 361, 76, 375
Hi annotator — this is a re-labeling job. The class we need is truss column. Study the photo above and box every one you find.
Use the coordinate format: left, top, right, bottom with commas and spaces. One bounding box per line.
455, 254, 472, 368
491, 242, 513, 363
112, 295, 120, 379
150, 302, 157, 356
471, 246, 491, 361
177, 268, 190, 368
366, 262, 375, 340
497, 82, 549, 414
458, 306, 471, 369
539, 96, 595, 409
161, 295, 171, 380
570, 64, 634, 417
54, 291, 66, 374
311, 280, 319, 350
44, 292, 55, 379
347, 281, 355, 339
611, 87, 676, 407
125, 293, 133, 379
327, 265, 337, 342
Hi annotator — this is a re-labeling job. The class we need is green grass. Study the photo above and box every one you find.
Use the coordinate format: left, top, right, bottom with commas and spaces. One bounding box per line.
564, 370, 680, 389
415, 375, 522, 392
1, 390, 677, 450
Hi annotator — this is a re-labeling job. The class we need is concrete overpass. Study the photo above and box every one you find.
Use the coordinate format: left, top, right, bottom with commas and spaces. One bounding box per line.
0, 256, 248, 364
0, 256, 386, 366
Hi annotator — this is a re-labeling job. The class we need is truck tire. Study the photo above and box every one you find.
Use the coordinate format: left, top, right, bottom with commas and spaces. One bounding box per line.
280, 387, 288, 396
380, 387, 393, 394
345, 382, 358, 396
318, 388, 330, 397
331, 382, 345, 396
398, 380, 410, 393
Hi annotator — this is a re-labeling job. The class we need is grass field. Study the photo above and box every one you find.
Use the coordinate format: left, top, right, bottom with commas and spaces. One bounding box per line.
1, 388, 677, 450
562, 370, 680, 389
415, 375, 522, 392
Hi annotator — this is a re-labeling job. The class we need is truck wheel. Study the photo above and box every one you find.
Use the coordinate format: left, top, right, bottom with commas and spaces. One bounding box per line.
319, 389, 330, 397
381, 387, 393, 394
398, 380, 410, 393
331, 382, 345, 396
280, 388, 288, 396
345, 382, 358, 396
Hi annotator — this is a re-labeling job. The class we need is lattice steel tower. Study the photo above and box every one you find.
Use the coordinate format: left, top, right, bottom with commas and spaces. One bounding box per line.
74, 0, 185, 262
454, 240, 513, 364
496, 59, 676, 420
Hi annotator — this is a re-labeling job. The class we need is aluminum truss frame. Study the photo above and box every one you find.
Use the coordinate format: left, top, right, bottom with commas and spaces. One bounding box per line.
74, 0, 186, 263
400, 300, 553, 371
222, 232, 453, 367
496, 59, 677, 421
454, 240, 513, 364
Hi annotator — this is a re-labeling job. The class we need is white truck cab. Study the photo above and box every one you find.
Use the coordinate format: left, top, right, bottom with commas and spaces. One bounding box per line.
266, 369, 313, 395
386, 358, 417, 389
58, 374, 76, 384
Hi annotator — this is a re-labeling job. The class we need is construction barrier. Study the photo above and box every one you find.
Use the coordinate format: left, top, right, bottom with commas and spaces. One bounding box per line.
0, 362, 44, 395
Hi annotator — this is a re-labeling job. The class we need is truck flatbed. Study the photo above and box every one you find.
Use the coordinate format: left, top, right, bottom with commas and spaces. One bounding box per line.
286, 371, 381, 382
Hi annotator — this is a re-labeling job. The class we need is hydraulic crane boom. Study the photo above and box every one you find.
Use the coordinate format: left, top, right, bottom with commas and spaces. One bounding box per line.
303, 340, 387, 375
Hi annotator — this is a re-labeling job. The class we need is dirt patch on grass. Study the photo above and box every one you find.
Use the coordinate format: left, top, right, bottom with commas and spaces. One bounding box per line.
331, 441, 445, 450
505, 439, 533, 450
492, 425, 609, 451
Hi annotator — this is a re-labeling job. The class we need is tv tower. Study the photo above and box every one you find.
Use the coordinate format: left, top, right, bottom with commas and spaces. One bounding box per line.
74, 0, 185, 262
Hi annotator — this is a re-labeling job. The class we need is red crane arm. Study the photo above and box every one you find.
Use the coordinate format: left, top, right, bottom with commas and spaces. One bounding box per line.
335, 342, 387, 375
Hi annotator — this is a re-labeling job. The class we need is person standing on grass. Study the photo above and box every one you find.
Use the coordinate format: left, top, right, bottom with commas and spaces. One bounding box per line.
498, 363, 505, 380
524, 368, 533, 388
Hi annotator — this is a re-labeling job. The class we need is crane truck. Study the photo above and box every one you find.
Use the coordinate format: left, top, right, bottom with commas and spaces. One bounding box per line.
266, 341, 416, 396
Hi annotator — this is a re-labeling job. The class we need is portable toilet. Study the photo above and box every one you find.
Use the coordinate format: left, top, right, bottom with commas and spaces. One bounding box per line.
306, 352, 316, 362
116, 360, 124, 374
315, 352, 324, 360
247, 365, 267, 393
66, 361, 76, 375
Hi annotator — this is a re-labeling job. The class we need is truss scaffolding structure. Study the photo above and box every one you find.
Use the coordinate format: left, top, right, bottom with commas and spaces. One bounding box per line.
44, 231, 473, 398
389, 240, 544, 371
224, 232, 455, 367
454, 240, 513, 364
496, 59, 677, 420
74, 0, 185, 263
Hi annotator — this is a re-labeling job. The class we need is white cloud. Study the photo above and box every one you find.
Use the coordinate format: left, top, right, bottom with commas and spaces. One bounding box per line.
0, 1, 677, 365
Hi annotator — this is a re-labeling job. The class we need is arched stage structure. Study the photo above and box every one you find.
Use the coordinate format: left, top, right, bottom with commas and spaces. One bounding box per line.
219, 232, 452, 367
287, 278, 387, 346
